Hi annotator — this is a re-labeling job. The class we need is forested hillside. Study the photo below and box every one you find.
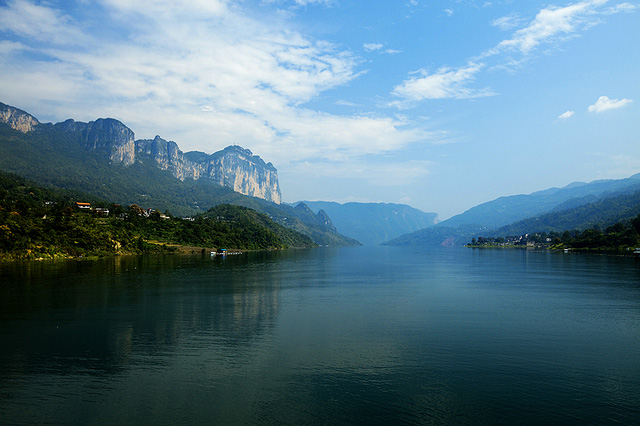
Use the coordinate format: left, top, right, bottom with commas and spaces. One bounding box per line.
0, 171, 315, 260
492, 189, 640, 237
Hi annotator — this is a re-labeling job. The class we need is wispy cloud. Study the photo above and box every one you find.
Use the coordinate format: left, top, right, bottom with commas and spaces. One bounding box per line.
558, 110, 575, 119
588, 96, 633, 113
391, 63, 493, 105
364, 43, 399, 55
491, 14, 524, 31
0, 0, 86, 45
485, 0, 611, 57
603, 2, 638, 13
364, 43, 384, 52
393, 0, 633, 105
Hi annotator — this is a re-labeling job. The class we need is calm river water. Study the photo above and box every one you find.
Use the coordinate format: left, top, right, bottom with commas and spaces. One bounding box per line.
1, 246, 639, 425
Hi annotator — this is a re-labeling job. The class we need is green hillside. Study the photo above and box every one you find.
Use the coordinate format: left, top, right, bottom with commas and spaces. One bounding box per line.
491, 189, 640, 237
0, 171, 315, 260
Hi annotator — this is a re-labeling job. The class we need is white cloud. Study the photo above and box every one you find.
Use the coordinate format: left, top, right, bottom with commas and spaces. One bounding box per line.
335, 100, 359, 107
604, 2, 638, 13
588, 96, 633, 113
391, 63, 493, 104
364, 43, 399, 55
485, 0, 611, 57
0, 40, 29, 54
393, 0, 632, 104
491, 14, 523, 31
558, 110, 575, 119
0, 0, 85, 44
444, 9, 454, 17
364, 43, 383, 52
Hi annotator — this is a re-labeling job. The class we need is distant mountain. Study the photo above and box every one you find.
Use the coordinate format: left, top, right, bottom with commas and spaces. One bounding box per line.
384, 174, 640, 246
491, 188, 640, 237
0, 102, 357, 246
441, 174, 640, 229
382, 224, 483, 247
301, 201, 438, 246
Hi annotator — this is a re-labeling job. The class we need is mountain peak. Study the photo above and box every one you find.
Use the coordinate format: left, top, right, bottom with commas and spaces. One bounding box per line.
54, 117, 136, 166
0, 102, 39, 133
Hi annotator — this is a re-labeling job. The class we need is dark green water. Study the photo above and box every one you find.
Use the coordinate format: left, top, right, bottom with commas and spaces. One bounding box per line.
1, 246, 639, 425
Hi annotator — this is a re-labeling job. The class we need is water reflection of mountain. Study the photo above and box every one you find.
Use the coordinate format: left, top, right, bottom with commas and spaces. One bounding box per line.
0, 251, 310, 384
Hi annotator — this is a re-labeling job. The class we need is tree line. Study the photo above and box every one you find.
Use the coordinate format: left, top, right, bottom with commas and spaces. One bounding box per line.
468, 214, 640, 252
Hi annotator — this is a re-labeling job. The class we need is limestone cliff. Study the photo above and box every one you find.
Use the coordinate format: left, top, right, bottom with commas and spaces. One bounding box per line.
0, 101, 282, 204
0, 102, 40, 133
55, 118, 136, 166
136, 137, 282, 204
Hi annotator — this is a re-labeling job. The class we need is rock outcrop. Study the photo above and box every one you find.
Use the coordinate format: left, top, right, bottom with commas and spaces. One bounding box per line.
136, 137, 282, 204
0, 102, 40, 133
0, 101, 282, 204
55, 118, 136, 166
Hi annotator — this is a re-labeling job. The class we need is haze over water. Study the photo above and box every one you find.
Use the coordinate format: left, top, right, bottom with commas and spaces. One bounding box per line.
1, 246, 639, 425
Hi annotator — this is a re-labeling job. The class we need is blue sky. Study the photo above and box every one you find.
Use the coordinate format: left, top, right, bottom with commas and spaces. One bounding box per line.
0, 0, 638, 219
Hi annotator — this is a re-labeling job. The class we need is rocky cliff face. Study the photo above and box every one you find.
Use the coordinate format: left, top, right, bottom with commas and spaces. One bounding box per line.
136, 137, 282, 204
0, 102, 40, 133
0, 101, 282, 204
55, 118, 136, 166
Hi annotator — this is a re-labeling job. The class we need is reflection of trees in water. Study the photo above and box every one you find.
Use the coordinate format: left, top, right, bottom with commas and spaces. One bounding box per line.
0, 251, 299, 383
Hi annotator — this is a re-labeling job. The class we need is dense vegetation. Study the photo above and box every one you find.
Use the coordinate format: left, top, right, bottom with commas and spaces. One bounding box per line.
0, 171, 315, 260
467, 214, 640, 253
0, 122, 358, 246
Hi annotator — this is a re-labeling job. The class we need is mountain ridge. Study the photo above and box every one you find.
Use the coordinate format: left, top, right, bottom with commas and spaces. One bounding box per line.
384, 173, 640, 246
0, 101, 281, 203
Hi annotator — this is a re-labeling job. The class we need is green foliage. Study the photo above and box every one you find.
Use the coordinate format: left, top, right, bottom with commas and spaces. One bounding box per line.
555, 217, 640, 251
468, 214, 640, 252
0, 171, 315, 260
